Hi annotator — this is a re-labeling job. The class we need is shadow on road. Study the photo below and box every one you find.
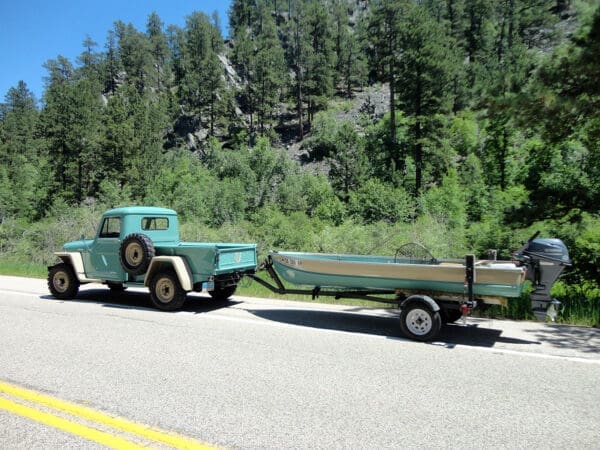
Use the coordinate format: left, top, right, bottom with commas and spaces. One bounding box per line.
247, 308, 540, 348
525, 325, 600, 355
41, 289, 237, 314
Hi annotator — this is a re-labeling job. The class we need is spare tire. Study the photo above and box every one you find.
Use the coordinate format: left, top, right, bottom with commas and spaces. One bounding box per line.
120, 233, 155, 275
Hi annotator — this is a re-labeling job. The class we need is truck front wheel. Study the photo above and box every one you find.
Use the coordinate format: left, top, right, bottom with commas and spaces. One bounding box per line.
149, 270, 186, 311
399, 303, 442, 341
48, 263, 80, 299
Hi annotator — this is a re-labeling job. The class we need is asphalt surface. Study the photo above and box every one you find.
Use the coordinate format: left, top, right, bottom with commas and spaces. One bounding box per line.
0, 275, 599, 449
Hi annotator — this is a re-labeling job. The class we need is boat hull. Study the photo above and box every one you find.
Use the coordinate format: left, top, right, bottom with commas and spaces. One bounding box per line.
270, 251, 525, 298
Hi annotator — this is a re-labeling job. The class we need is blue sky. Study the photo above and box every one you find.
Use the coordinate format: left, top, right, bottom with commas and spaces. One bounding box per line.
0, 0, 231, 103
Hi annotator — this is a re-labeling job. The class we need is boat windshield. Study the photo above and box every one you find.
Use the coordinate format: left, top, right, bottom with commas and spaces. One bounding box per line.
394, 243, 438, 264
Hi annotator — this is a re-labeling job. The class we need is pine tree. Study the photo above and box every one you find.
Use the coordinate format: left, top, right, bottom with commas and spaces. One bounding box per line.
285, 0, 312, 139
389, 2, 455, 194
328, 123, 370, 200
304, 0, 335, 125
338, 24, 367, 97
41, 57, 104, 204
180, 12, 226, 136
0, 81, 42, 219
146, 12, 171, 93
253, 6, 286, 133
367, 0, 407, 165
114, 21, 153, 94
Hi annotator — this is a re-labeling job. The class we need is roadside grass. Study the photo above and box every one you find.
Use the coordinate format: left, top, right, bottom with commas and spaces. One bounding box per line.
0, 260, 47, 279
551, 281, 600, 328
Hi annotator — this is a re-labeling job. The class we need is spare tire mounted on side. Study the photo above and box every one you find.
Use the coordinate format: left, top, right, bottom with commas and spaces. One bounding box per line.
120, 233, 155, 275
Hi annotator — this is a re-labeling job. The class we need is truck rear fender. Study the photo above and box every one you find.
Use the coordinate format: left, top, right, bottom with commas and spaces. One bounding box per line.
400, 295, 440, 313
144, 256, 193, 291
53, 252, 100, 283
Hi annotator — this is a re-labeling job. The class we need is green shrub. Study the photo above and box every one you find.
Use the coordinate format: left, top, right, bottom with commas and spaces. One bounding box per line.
552, 281, 600, 327
348, 179, 415, 224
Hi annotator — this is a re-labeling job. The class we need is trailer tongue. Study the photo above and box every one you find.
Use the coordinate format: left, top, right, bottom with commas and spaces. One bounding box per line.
250, 234, 571, 341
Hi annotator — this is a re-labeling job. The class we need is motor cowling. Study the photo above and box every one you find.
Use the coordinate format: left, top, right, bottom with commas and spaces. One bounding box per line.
514, 235, 572, 320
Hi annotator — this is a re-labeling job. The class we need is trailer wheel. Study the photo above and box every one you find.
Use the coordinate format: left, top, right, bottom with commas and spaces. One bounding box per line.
120, 233, 155, 276
149, 270, 186, 311
209, 283, 237, 301
399, 303, 441, 341
48, 263, 80, 299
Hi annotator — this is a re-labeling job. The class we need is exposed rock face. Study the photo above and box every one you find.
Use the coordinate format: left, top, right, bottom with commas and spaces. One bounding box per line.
217, 53, 242, 91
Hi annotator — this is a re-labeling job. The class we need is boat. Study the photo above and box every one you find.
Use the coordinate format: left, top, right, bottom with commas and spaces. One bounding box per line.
269, 249, 526, 300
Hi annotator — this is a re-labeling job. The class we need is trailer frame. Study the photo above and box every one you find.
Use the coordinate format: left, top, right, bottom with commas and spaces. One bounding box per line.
248, 254, 478, 341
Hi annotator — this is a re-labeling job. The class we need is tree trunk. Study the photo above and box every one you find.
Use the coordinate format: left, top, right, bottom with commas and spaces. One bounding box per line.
415, 68, 423, 195
389, 61, 396, 162
297, 69, 304, 140
415, 120, 422, 195
500, 128, 507, 191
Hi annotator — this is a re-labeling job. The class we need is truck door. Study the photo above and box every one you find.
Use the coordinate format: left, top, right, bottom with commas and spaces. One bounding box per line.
85, 216, 125, 281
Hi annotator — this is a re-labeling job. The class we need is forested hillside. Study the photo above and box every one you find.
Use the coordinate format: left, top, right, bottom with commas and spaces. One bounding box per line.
0, 0, 598, 324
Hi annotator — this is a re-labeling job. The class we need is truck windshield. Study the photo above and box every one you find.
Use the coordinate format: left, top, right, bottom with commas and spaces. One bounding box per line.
99, 217, 121, 238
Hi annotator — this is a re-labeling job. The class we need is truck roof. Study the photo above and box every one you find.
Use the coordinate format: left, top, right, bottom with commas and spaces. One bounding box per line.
103, 206, 177, 217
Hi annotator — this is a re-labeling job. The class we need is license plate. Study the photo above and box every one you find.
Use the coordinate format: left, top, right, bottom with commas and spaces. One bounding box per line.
201, 281, 215, 292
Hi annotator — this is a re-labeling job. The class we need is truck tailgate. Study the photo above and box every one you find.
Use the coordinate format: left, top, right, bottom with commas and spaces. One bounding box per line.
215, 245, 257, 274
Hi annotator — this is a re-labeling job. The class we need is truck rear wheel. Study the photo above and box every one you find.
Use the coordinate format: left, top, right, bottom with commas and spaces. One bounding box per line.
48, 263, 80, 299
120, 233, 155, 276
209, 283, 237, 301
149, 270, 186, 311
399, 303, 442, 341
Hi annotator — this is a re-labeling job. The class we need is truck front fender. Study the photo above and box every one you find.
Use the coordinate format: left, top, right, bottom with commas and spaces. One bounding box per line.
53, 252, 100, 283
144, 256, 193, 292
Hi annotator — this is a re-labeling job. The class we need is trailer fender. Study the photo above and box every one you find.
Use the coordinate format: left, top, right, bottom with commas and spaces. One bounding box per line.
144, 256, 193, 292
53, 252, 100, 283
399, 295, 440, 313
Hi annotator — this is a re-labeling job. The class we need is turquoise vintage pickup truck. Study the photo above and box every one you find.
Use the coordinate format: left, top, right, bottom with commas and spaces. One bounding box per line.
47, 206, 257, 310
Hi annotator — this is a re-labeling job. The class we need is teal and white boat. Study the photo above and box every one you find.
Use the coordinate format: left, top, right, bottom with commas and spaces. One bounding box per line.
248, 237, 570, 341
270, 250, 526, 300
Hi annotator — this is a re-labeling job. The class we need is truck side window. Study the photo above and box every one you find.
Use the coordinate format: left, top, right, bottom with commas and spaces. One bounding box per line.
99, 217, 121, 238
142, 217, 168, 231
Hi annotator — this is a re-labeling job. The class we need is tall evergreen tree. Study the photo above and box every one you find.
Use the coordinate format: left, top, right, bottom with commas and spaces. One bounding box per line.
114, 21, 153, 94
304, 0, 335, 125
0, 81, 42, 219
41, 57, 104, 204
146, 12, 171, 93
285, 0, 312, 139
396, 2, 455, 194
252, 6, 286, 133
367, 0, 407, 165
180, 12, 226, 136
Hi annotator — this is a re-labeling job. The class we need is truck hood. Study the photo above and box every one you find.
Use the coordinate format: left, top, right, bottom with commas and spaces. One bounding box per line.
63, 239, 94, 252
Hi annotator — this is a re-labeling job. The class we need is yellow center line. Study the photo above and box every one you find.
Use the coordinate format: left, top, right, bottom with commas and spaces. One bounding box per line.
0, 396, 146, 449
0, 381, 214, 449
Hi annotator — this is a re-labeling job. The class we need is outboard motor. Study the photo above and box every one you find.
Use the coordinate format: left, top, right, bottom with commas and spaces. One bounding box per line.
514, 232, 572, 321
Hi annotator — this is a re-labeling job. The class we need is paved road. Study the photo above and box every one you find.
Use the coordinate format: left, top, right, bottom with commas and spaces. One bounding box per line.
0, 275, 599, 449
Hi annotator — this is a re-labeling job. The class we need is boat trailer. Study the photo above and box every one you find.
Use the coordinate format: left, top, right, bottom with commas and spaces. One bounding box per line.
249, 234, 571, 341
